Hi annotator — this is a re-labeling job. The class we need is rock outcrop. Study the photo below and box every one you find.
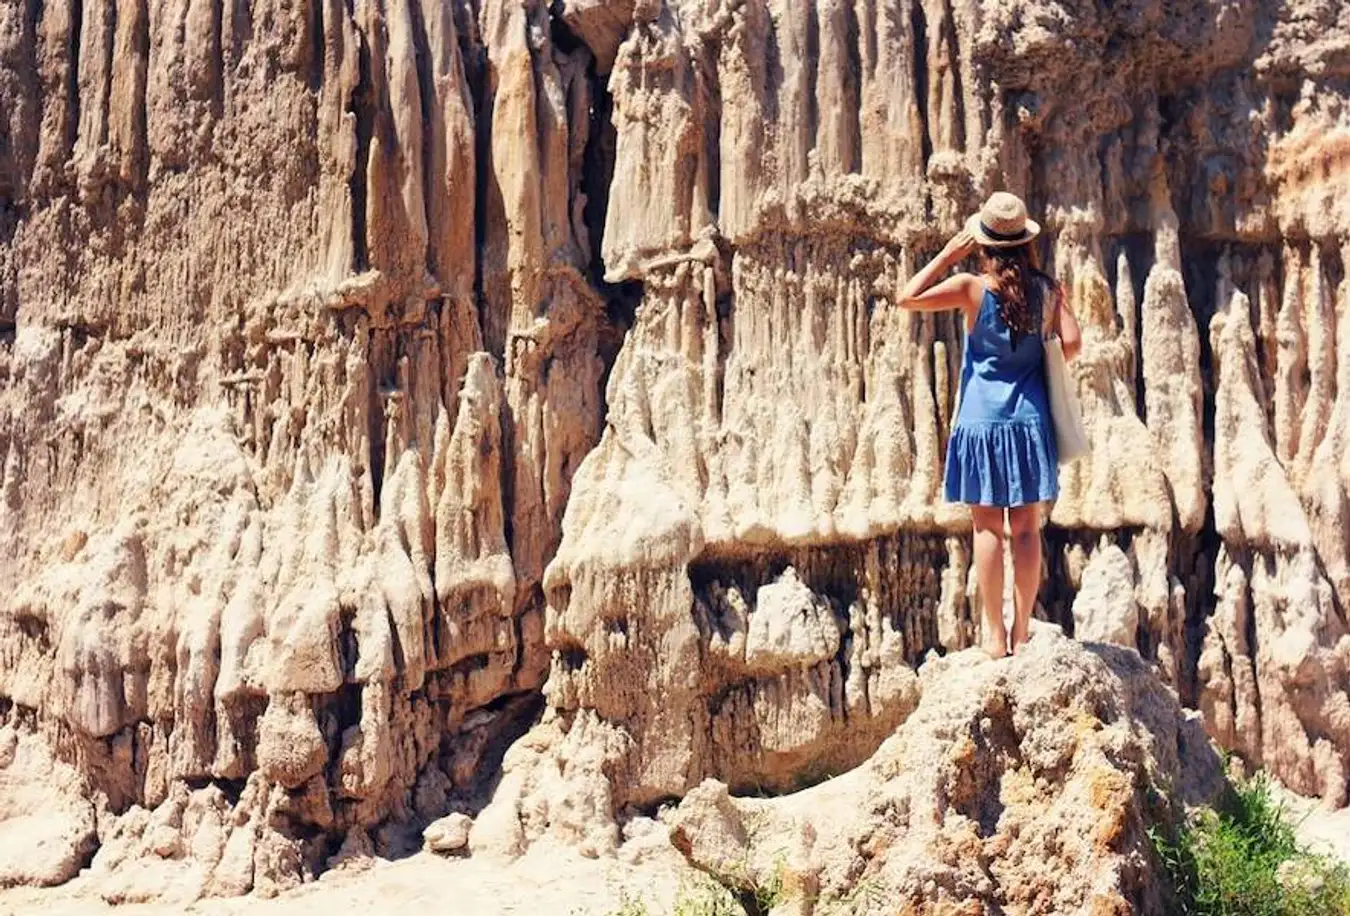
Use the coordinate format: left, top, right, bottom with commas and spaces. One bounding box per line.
1, 0, 1349, 898
0, 724, 98, 889
667, 631, 1225, 915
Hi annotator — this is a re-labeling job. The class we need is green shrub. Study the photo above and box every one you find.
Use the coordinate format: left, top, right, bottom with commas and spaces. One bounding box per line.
1150, 771, 1350, 916
671, 876, 745, 916
751, 855, 786, 913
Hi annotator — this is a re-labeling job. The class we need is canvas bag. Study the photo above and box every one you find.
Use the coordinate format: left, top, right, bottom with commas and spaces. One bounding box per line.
1043, 335, 1089, 463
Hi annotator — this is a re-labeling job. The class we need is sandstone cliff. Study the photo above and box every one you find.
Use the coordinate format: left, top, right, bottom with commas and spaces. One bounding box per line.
1, 0, 1348, 897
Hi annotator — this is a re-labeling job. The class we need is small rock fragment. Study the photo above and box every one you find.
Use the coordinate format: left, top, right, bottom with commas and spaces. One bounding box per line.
423, 813, 473, 855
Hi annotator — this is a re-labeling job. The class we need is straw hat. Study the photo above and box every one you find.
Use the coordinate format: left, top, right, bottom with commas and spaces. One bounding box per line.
965, 192, 1041, 248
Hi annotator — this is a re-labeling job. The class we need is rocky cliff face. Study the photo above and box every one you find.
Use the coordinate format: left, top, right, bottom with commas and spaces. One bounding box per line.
0, 0, 1348, 897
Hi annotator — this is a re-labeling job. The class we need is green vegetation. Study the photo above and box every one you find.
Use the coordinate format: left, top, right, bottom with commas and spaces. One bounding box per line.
749, 854, 786, 913
718, 844, 786, 914
1150, 771, 1350, 916
671, 876, 744, 916
599, 893, 651, 916
598, 877, 744, 916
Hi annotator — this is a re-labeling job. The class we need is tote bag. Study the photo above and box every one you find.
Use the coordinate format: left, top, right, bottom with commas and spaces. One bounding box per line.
1044, 336, 1089, 463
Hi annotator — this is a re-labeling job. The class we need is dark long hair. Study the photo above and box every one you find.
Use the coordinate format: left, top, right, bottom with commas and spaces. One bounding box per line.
982, 244, 1054, 350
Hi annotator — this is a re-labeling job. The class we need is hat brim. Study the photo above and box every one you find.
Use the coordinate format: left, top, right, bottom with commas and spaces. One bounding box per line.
966, 213, 1041, 248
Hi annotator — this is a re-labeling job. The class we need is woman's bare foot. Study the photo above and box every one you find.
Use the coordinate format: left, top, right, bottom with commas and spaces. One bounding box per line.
1010, 618, 1031, 655
983, 635, 1010, 660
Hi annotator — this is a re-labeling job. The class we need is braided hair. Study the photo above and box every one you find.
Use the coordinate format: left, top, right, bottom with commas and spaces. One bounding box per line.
983, 244, 1055, 350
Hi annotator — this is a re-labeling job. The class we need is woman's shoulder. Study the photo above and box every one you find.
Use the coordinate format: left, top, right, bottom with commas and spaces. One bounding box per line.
963, 272, 994, 297
942, 272, 991, 303
964, 273, 994, 308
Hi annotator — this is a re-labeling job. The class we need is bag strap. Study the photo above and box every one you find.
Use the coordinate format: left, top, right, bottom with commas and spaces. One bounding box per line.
1041, 279, 1065, 341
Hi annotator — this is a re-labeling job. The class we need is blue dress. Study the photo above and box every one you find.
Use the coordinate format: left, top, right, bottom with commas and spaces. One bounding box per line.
943, 286, 1059, 507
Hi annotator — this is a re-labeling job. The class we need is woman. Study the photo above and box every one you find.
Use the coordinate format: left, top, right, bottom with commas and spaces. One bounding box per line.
898, 192, 1081, 658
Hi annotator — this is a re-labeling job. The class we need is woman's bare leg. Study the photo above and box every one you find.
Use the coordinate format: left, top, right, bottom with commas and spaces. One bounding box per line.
1008, 503, 1043, 654
970, 506, 1008, 658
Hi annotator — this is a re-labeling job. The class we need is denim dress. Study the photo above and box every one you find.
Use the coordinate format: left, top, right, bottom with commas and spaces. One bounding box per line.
943, 286, 1059, 507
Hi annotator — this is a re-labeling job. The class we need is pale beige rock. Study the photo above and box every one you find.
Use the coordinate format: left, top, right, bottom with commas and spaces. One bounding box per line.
422, 813, 472, 855
670, 633, 1224, 915
744, 568, 844, 673
0, 735, 97, 888
3, 0, 1350, 902
257, 693, 328, 789
1073, 540, 1139, 648
560, 0, 636, 73
1, 0, 605, 894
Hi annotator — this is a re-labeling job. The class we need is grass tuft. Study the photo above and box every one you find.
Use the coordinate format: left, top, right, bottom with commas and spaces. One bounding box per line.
1150, 771, 1350, 916
671, 876, 745, 916
600, 877, 746, 916
603, 893, 651, 916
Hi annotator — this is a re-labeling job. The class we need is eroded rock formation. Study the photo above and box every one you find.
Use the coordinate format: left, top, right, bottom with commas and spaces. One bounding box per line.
485, 0, 1350, 851
1, 0, 1348, 898
668, 632, 1224, 915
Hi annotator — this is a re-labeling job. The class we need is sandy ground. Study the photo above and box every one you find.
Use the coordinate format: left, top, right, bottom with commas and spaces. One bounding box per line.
1271, 784, 1350, 864
0, 842, 693, 916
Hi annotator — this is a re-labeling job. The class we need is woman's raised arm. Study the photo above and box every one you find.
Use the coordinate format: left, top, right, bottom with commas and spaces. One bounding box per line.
898, 231, 982, 314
